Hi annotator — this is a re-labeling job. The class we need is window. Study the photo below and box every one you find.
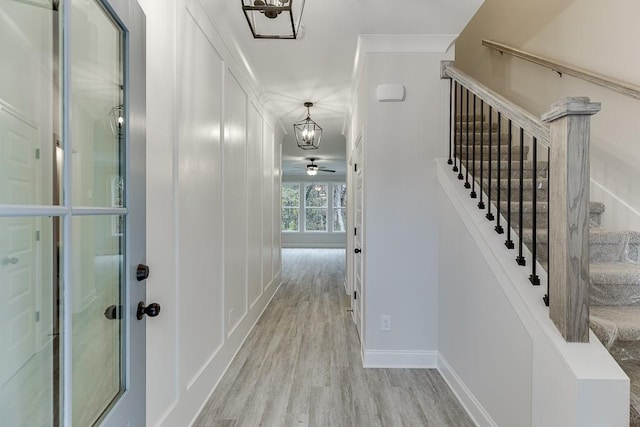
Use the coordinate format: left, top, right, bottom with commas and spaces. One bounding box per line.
282, 181, 346, 233
304, 183, 328, 231
333, 183, 347, 232
281, 183, 300, 231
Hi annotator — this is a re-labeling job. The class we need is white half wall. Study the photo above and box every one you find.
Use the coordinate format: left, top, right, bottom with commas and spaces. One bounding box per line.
139, 0, 283, 425
436, 159, 629, 427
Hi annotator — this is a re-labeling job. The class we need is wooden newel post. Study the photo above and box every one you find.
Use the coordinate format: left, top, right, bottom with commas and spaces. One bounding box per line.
542, 97, 601, 343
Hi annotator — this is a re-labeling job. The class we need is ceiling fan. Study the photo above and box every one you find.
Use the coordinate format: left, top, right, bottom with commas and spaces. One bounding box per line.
296, 157, 335, 176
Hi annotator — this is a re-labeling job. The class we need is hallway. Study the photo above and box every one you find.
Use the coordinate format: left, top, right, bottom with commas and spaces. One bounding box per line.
194, 249, 473, 426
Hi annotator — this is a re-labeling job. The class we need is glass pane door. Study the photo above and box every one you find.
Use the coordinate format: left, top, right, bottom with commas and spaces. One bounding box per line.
69, 0, 125, 424
0, 0, 145, 425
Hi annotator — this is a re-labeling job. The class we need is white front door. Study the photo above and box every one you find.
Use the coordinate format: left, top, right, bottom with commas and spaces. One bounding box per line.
0, 0, 146, 425
352, 136, 363, 340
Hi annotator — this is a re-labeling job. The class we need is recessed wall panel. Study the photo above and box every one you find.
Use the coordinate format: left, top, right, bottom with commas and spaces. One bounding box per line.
223, 70, 248, 334
272, 139, 281, 276
178, 15, 224, 386
247, 103, 262, 307
262, 124, 273, 289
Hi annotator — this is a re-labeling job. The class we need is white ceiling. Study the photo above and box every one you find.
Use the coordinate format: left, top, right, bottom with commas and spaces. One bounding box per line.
200, 0, 482, 174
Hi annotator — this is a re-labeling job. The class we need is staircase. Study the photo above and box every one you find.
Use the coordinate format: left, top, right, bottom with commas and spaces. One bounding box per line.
456, 116, 640, 426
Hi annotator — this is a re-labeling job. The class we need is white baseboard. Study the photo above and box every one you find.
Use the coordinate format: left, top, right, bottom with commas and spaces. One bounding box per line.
437, 353, 497, 427
362, 349, 438, 368
282, 242, 346, 249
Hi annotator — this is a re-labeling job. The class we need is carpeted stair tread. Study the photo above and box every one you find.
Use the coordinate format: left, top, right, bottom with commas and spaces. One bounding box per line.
591, 263, 640, 285
456, 121, 499, 131
590, 229, 640, 263
456, 145, 529, 160
457, 132, 511, 143
590, 263, 640, 306
591, 306, 640, 346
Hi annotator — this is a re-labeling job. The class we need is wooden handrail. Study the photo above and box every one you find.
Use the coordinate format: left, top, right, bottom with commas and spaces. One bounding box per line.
442, 64, 550, 147
483, 40, 640, 101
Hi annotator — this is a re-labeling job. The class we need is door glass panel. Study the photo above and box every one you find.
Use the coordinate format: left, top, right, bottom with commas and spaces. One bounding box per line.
71, 215, 124, 426
70, 0, 124, 207
0, 216, 59, 426
0, 0, 61, 206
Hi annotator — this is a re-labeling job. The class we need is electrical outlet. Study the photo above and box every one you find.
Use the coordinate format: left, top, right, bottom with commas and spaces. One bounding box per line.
381, 315, 392, 331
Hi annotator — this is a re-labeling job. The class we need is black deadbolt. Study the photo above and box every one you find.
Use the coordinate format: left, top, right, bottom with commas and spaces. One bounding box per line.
104, 305, 122, 320
137, 301, 161, 320
136, 264, 150, 281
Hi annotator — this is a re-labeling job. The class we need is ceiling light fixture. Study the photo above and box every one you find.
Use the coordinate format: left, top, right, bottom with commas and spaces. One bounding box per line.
241, 0, 306, 39
306, 164, 318, 176
294, 102, 322, 150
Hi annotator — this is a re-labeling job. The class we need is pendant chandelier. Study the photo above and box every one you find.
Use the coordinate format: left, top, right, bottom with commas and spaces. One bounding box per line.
241, 0, 306, 39
293, 102, 322, 150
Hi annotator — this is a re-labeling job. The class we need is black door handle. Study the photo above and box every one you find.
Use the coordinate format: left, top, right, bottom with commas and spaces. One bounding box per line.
136, 264, 150, 281
137, 302, 161, 320
354, 248, 361, 254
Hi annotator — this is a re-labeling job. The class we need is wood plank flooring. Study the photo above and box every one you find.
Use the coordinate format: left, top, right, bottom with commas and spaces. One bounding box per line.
194, 248, 474, 426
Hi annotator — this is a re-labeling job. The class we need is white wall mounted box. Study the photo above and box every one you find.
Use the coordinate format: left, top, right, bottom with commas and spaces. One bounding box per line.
376, 83, 405, 102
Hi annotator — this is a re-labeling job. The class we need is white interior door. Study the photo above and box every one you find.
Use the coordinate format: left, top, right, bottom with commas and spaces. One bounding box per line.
0, 106, 39, 386
352, 136, 363, 340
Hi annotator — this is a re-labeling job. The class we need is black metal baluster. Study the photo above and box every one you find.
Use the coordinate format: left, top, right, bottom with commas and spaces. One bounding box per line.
494, 112, 504, 234
505, 119, 514, 248
470, 94, 477, 197
543, 145, 550, 306
478, 100, 485, 209
516, 128, 526, 265
530, 137, 540, 285
457, 84, 463, 180
448, 79, 453, 166
486, 106, 494, 221
464, 89, 471, 188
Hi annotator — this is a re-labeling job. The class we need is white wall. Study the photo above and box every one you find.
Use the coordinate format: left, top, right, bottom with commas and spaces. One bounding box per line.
455, 0, 640, 231
436, 159, 629, 426
139, 1, 282, 425
347, 46, 453, 367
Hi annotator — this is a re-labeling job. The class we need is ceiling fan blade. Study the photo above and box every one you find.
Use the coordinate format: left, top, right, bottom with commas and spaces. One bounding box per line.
318, 169, 336, 173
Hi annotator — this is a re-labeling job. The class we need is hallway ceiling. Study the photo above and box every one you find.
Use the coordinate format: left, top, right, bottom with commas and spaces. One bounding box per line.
200, 0, 483, 174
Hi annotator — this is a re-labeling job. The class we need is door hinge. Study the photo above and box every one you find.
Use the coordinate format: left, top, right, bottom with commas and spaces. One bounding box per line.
354, 163, 358, 172
354, 227, 357, 236
35, 311, 40, 322
35, 230, 40, 241
353, 291, 357, 300
35, 148, 40, 159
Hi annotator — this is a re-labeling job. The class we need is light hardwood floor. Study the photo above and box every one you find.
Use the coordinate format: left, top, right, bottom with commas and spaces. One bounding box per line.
194, 248, 474, 426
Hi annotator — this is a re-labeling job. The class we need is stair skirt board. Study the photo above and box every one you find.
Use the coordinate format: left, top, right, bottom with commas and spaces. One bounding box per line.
362, 350, 438, 369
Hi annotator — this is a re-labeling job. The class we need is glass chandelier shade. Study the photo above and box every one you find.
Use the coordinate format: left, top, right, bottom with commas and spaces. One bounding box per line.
241, 0, 306, 39
293, 102, 322, 150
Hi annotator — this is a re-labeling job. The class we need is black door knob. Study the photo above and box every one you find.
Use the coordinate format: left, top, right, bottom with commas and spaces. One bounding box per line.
136, 264, 150, 281
137, 302, 161, 320
354, 248, 361, 254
